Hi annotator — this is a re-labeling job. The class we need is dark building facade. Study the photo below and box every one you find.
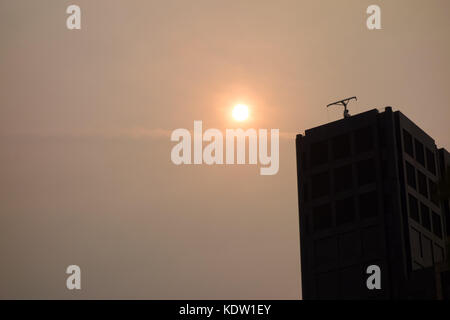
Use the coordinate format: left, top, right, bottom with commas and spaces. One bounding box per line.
437, 148, 450, 299
296, 107, 449, 299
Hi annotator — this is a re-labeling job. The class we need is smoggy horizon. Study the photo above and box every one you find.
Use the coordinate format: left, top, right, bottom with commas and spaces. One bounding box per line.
1, 0, 450, 299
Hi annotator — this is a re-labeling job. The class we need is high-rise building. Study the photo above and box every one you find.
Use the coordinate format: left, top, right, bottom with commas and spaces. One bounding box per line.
295, 107, 449, 299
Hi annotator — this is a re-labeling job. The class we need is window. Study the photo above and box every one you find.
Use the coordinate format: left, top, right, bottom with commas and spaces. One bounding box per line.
422, 236, 433, 267
432, 212, 442, 238
332, 133, 351, 160
359, 191, 378, 219
334, 165, 353, 193
341, 265, 364, 299
339, 232, 361, 263
428, 179, 439, 206
355, 126, 373, 153
362, 227, 382, 258
426, 149, 436, 175
311, 140, 328, 166
405, 161, 416, 189
415, 139, 425, 167
417, 170, 428, 198
410, 227, 422, 262
311, 171, 330, 199
315, 238, 338, 268
434, 245, 444, 263
356, 158, 376, 186
420, 203, 431, 231
316, 271, 339, 299
409, 194, 419, 222
313, 203, 332, 231
336, 197, 355, 225
403, 130, 414, 157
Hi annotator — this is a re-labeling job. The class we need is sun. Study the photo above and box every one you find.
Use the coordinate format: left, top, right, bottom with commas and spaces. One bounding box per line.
232, 104, 249, 121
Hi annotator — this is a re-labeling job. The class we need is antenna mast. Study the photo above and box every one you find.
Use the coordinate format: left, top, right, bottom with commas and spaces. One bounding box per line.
327, 96, 357, 119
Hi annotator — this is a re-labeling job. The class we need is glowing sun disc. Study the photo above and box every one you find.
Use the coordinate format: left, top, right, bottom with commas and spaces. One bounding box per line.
232, 104, 249, 121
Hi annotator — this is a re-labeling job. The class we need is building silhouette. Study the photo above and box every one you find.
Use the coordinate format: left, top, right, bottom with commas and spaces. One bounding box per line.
296, 107, 450, 299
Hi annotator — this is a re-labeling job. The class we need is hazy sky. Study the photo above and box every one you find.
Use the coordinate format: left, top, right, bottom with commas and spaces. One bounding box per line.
1, 0, 450, 299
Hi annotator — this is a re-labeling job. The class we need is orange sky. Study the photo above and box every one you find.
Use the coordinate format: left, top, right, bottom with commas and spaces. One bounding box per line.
1, 0, 450, 299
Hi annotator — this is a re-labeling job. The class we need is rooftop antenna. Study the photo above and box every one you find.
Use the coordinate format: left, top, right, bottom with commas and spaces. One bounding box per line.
327, 96, 357, 119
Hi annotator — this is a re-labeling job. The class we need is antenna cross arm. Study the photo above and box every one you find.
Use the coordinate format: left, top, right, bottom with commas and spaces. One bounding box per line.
326, 96, 357, 119
326, 96, 357, 108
